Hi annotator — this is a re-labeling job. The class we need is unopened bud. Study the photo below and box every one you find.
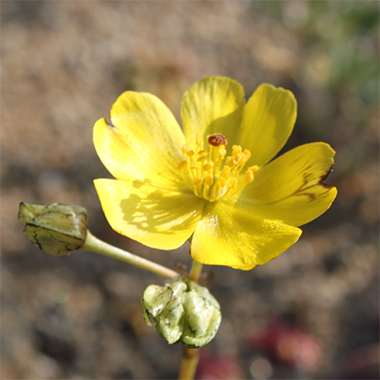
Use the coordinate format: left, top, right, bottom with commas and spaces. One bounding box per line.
142, 277, 222, 348
142, 282, 186, 344
18, 202, 88, 256
180, 281, 222, 347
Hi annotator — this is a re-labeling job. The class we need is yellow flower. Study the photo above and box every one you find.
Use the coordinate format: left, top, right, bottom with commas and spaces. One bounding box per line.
93, 76, 337, 270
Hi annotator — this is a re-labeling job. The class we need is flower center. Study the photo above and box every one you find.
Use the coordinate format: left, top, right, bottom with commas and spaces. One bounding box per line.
177, 133, 259, 202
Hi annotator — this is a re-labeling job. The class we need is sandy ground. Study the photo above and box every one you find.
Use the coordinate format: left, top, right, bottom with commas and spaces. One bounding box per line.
1, 2, 379, 379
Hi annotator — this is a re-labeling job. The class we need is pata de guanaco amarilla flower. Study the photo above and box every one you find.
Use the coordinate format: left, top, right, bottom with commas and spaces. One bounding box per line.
93, 76, 337, 270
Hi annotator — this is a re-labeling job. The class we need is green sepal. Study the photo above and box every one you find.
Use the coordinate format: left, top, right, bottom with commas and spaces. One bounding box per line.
18, 202, 88, 256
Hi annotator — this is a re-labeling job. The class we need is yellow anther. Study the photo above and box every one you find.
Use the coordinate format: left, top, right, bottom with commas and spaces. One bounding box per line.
226, 157, 235, 168
182, 145, 189, 154
221, 166, 231, 178
198, 150, 208, 156
177, 161, 187, 170
232, 145, 242, 155
249, 165, 260, 172
197, 156, 207, 163
205, 174, 214, 186
233, 154, 242, 165
219, 147, 227, 157
243, 149, 251, 161
217, 177, 226, 187
193, 178, 202, 186
186, 150, 195, 156
245, 170, 254, 183
203, 162, 214, 171
229, 177, 238, 189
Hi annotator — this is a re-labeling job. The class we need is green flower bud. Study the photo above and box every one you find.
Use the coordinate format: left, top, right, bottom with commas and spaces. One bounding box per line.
181, 281, 222, 348
18, 202, 88, 256
141, 277, 222, 348
143, 281, 187, 344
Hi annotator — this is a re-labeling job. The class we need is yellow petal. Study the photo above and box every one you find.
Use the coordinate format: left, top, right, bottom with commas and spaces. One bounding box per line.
240, 142, 337, 227
237, 84, 297, 167
94, 179, 205, 250
181, 76, 245, 148
94, 91, 185, 189
191, 201, 302, 270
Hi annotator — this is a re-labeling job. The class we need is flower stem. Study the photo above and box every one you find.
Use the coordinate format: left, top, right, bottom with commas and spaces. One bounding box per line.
178, 347, 199, 380
188, 260, 203, 282
178, 259, 203, 380
81, 230, 179, 279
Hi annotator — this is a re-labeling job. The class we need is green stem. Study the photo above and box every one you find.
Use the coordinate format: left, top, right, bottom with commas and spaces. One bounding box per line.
82, 230, 179, 279
178, 347, 199, 380
188, 260, 203, 282
178, 259, 203, 380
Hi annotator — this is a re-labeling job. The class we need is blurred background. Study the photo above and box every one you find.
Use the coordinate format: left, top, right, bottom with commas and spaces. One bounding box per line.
1, 1, 379, 379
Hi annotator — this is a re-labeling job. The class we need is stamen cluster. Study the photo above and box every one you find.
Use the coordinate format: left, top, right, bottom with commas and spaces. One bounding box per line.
178, 133, 259, 202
